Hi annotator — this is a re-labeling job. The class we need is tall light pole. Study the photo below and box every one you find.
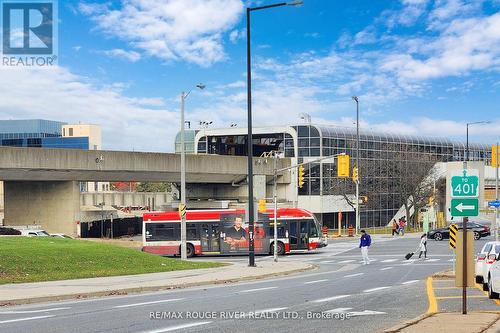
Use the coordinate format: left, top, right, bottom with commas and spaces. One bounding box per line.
246, 0, 303, 267
352, 96, 360, 235
180, 83, 205, 260
463, 120, 490, 314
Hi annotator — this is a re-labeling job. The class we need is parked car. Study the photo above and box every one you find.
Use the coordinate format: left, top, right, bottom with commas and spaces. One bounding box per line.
50, 233, 73, 239
427, 222, 490, 241
475, 241, 500, 290
18, 229, 50, 237
487, 252, 500, 298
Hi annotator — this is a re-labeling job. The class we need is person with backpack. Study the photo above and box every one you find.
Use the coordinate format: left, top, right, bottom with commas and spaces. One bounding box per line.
359, 229, 371, 265
399, 218, 406, 236
391, 219, 399, 237
418, 234, 428, 259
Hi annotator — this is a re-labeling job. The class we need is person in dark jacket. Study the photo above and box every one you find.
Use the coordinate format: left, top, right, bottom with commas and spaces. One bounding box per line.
359, 229, 371, 265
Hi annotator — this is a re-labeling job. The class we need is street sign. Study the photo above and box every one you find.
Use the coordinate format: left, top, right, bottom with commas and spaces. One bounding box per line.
451, 198, 479, 217
451, 171, 479, 198
488, 200, 500, 208
449, 224, 458, 250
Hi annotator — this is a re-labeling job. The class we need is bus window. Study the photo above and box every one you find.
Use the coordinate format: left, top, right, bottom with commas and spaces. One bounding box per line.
187, 223, 198, 240
146, 223, 179, 242
309, 221, 319, 237
268, 226, 286, 238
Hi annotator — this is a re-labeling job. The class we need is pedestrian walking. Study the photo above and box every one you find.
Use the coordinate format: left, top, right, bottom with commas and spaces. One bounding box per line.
418, 234, 428, 259
391, 219, 399, 237
359, 229, 371, 265
399, 218, 406, 236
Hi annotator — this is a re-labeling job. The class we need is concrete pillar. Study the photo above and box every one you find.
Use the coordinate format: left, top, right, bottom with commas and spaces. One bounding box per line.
4, 181, 80, 236
253, 175, 267, 201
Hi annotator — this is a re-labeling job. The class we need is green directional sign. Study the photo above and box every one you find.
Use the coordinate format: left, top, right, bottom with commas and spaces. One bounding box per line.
451, 198, 479, 217
451, 172, 479, 198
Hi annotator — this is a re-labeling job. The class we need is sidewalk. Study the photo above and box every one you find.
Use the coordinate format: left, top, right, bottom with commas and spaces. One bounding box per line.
0, 260, 314, 306
384, 312, 500, 333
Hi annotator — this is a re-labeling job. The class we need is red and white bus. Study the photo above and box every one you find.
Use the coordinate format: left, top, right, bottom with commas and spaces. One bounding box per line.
142, 208, 326, 257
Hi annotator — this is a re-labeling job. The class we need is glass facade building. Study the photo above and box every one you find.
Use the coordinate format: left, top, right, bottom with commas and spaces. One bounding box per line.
0, 119, 89, 149
177, 125, 491, 228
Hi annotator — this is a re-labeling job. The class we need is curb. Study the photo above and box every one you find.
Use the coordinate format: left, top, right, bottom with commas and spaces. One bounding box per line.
381, 312, 435, 333
0, 263, 317, 307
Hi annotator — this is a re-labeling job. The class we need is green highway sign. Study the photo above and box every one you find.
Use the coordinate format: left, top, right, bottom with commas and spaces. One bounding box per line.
451, 198, 479, 217
451, 171, 479, 198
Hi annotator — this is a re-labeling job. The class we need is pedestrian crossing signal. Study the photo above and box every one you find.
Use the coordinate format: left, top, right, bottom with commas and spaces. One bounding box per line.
493, 145, 499, 167
298, 165, 305, 188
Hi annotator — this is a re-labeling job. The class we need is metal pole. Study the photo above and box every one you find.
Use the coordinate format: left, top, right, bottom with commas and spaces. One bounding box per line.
180, 93, 187, 260
273, 154, 278, 262
463, 124, 469, 315
355, 98, 360, 235
496, 142, 499, 242
246, 8, 255, 267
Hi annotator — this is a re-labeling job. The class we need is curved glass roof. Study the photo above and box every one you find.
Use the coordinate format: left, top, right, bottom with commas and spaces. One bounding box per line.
316, 125, 490, 150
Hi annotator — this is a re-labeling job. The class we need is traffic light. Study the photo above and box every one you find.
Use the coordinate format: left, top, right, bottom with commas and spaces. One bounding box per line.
337, 155, 350, 177
352, 167, 359, 183
493, 145, 499, 167
428, 196, 434, 206
298, 165, 305, 188
362, 196, 368, 204
258, 199, 266, 213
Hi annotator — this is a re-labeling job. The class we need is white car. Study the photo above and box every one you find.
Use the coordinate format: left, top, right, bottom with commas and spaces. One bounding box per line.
19, 229, 50, 237
488, 253, 500, 299
475, 242, 500, 290
50, 233, 73, 239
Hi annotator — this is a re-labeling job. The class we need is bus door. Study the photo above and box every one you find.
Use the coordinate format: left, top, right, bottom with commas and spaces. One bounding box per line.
288, 220, 309, 250
201, 223, 220, 253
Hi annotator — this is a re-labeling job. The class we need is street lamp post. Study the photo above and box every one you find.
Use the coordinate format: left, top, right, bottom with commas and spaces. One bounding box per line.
463, 120, 490, 314
246, 0, 303, 267
180, 84, 205, 261
352, 96, 360, 235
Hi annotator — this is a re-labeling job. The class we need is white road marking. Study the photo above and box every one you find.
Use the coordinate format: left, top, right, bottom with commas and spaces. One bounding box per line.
381, 259, 398, 263
319, 260, 335, 264
426, 259, 440, 262
114, 298, 184, 309
253, 307, 288, 315
344, 273, 364, 278
338, 260, 355, 263
304, 279, 329, 285
324, 307, 352, 313
363, 286, 390, 293
0, 315, 55, 324
239, 287, 278, 293
0, 307, 70, 314
380, 267, 394, 271
312, 295, 351, 303
402, 280, 420, 285
448, 259, 456, 262
143, 322, 212, 333
348, 310, 386, 317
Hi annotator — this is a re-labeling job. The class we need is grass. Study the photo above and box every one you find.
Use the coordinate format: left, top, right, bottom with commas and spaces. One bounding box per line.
0, 237, 224, 284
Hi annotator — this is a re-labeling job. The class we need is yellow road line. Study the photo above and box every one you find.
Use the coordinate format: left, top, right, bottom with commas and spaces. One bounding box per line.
426, 277, 438, 314
475, 283, 500, 306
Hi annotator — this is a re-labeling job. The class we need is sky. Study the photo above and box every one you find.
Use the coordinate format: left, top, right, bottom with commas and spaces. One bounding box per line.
1, 0, 500, 152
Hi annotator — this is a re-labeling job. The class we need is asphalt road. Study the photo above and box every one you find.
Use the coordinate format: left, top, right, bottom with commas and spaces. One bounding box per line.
0, 235, 494, 333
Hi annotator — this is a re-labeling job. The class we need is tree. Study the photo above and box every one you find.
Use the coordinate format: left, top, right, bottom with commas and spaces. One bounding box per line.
389, 152, 440, 228
136, 182, 171, 192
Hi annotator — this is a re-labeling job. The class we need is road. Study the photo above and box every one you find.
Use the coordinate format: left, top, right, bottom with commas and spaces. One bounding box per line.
0, 235, 494, 333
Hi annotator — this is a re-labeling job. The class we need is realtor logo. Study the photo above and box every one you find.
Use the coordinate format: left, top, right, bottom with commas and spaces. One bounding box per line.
1, 0, 58, 66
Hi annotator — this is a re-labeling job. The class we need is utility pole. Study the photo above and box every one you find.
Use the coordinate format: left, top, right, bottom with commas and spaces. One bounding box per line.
180, 91, 187, 261
496, 142, 499, 242
273, 152, 278, 262
352, 96, 360, 235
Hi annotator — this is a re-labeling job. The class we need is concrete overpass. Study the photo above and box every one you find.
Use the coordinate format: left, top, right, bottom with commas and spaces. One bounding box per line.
0, 147, 292, 235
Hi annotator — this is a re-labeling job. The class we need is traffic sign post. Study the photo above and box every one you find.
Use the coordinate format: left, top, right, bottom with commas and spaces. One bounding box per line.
450, 169, 480, 315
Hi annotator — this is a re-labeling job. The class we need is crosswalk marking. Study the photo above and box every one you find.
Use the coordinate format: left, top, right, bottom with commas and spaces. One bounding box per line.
381, 259, 398, 263
380, 267, 394, 271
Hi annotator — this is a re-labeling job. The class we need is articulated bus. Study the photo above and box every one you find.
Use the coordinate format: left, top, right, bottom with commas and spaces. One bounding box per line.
142, 208, 326, 257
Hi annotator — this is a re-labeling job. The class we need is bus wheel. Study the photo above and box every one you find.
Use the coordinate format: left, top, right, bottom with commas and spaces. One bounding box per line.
271, 242, 285, 255
181, 244, 195, 258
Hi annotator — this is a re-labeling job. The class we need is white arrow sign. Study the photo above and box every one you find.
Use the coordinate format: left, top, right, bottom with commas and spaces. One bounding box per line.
455, 202, 475, 212
348, 310, 387, 317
